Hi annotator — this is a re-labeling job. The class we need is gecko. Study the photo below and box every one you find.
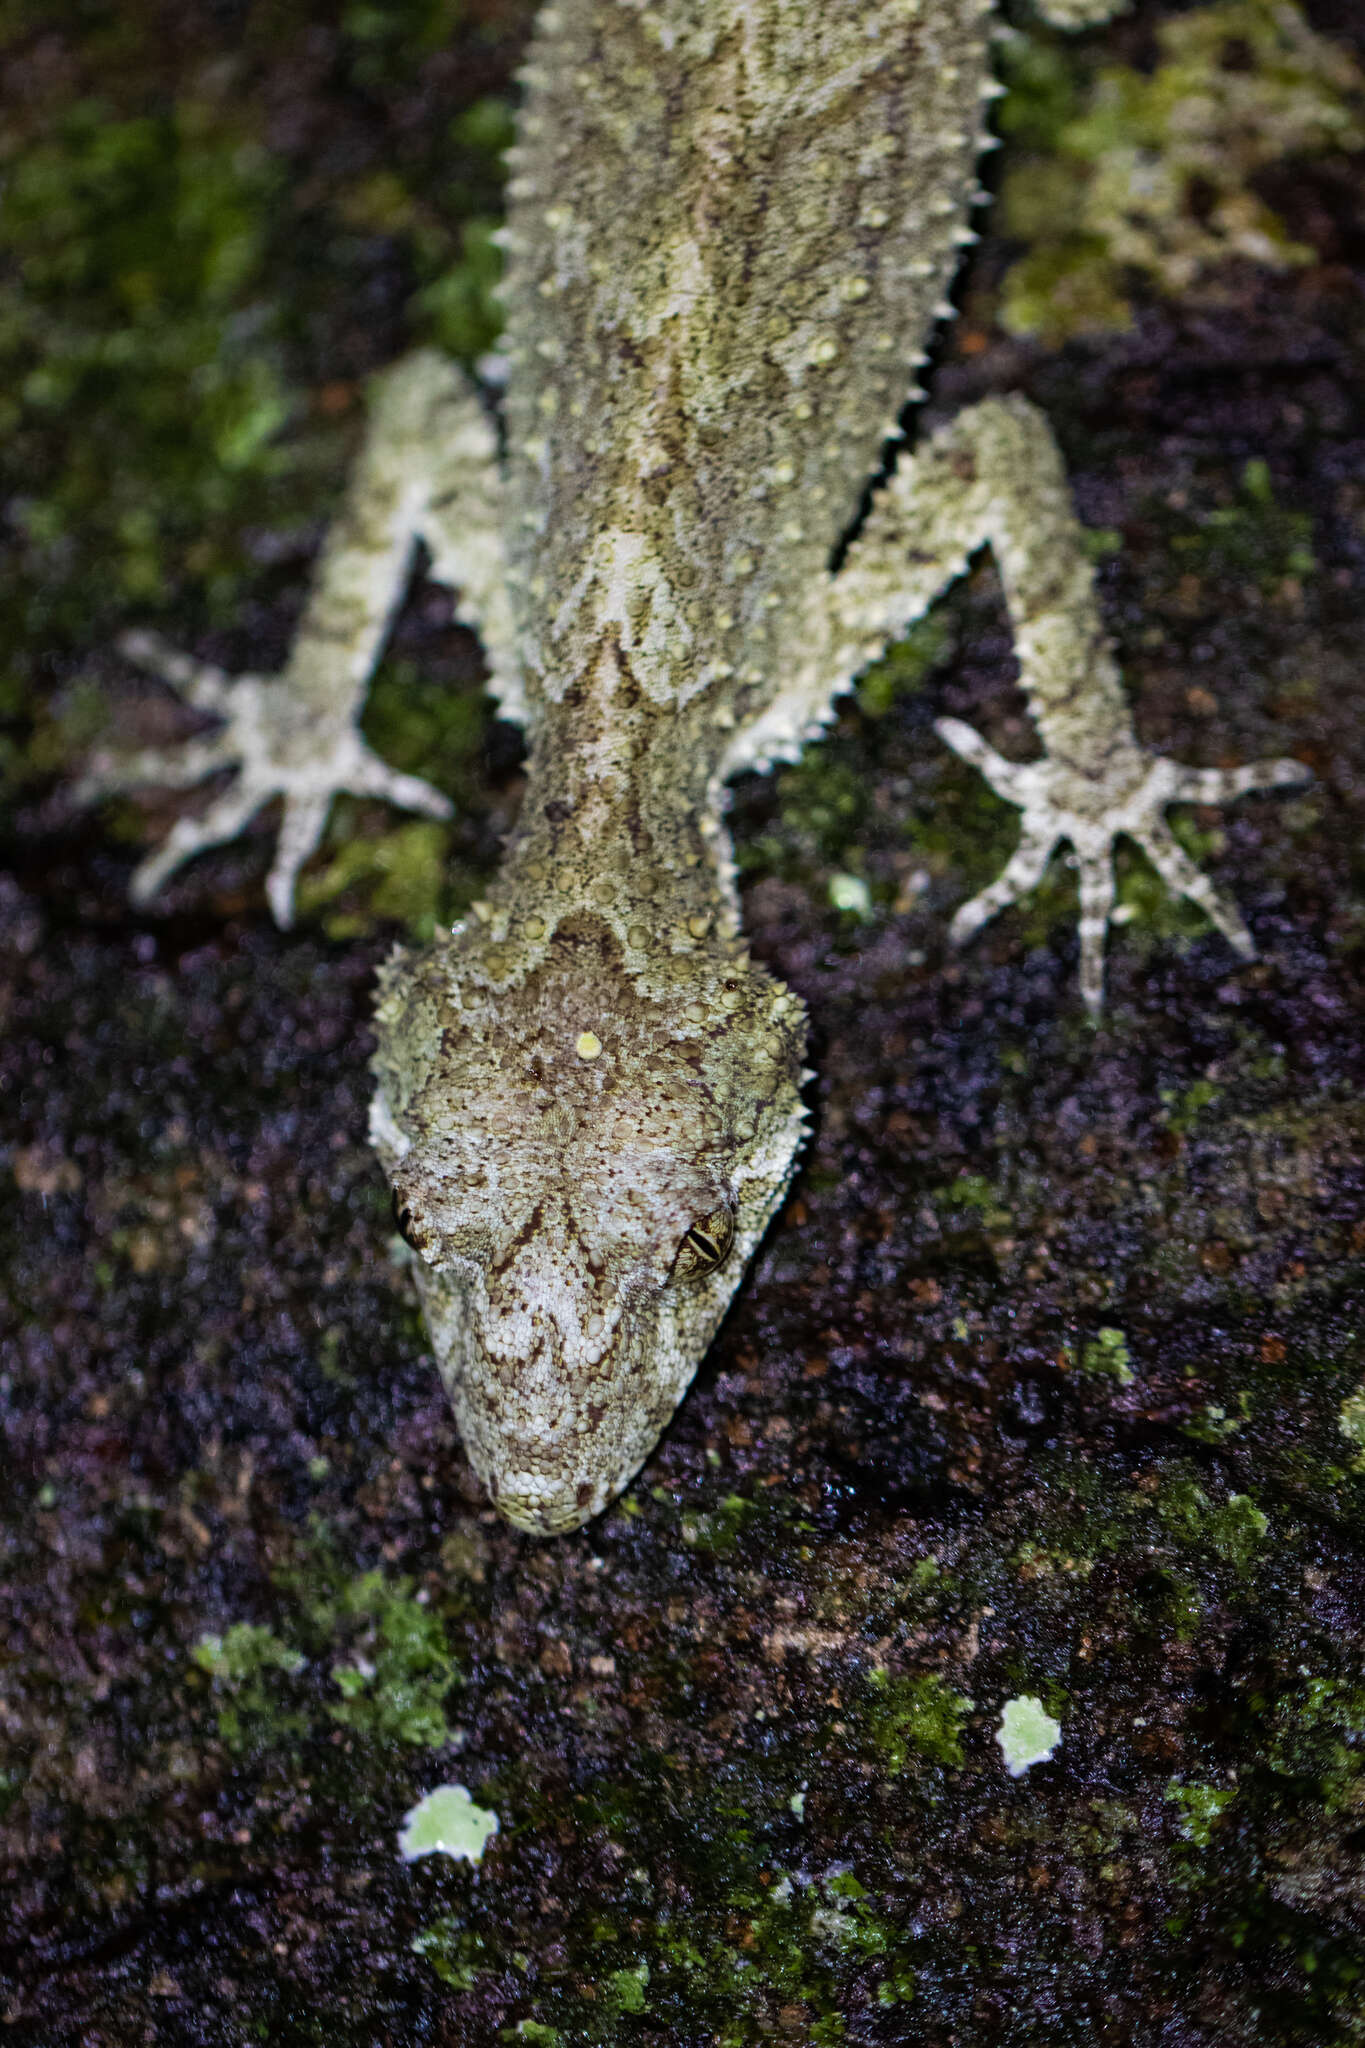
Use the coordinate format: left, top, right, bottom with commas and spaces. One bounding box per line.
80, 0, 1309, 1535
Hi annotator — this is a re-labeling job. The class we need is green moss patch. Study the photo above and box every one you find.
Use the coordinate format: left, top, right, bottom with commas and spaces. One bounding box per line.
997, 1, 1365, 342
862, 1668, 971, 1775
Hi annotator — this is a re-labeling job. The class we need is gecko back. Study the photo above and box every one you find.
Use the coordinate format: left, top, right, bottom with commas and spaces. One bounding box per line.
499, 0, 996, 707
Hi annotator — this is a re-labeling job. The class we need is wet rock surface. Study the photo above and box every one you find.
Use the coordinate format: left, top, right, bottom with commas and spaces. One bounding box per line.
2, 2, 1364, 2042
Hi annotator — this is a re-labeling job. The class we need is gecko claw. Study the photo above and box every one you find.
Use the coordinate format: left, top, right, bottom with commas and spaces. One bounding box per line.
262, 792, 330, 929
79, 635, 455, 925
936, 715, 1309, 1014
116, 630, 233, 711
128, 784, 265, 905
346, 751, 456, 821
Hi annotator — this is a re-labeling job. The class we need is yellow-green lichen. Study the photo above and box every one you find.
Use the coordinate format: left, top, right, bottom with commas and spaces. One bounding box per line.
502, 1864, 904, 2043
997, 1, 1365, 343
187, 1528, 462, 1758
602, 1959, 651, 2014
863, 1668, 971, 1775
933, 1173, 1014, 1230
1166, 1778, 1237, 1846
296, 818, 452, 940
1070, 1326, 1135, 1385
854, 613, 953, 720
1260, 1676, 1365, 1811
326, 1571, 459, 1747
1180, 1396, 1250, 1445
190, 1622, 307, 1755
473, 1759, 917, 2042
1159, 1078, 1223, 1136
679, 1491, 759, 1557
410, 1916, 493, 1990
1154, 1478, 1270, 1572
1338, 1382, 1365, 1470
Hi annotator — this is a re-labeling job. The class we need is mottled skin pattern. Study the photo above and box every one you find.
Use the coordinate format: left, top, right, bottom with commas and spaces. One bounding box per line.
371, 922, 806, 1532
85, 0, 1308, 1533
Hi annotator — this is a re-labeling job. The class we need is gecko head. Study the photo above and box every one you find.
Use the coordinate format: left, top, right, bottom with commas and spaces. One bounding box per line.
370, 916, 807, 1535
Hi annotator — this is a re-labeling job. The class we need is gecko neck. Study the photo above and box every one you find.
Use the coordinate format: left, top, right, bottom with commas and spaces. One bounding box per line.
490, 639, 739, 942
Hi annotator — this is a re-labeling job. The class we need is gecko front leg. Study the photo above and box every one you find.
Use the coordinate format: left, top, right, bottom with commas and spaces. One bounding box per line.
79, 349, 519, 926
825, 395, 1308, 1013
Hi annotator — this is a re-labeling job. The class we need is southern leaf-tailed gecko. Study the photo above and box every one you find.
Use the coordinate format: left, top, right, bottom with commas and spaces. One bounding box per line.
81, 0, 1307, 1532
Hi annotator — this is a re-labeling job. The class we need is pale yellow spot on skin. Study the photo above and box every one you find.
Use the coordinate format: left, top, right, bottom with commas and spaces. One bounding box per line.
576, 1030, 603, 1060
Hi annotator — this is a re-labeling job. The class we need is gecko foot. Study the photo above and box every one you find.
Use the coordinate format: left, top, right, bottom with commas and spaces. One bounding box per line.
935, 716, 1309, 1015
78, 632, 453, 927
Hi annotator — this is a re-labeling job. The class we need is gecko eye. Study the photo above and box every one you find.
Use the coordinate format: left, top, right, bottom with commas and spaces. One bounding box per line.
669, 1203, 736, 1284
391, 1188, 431, 1255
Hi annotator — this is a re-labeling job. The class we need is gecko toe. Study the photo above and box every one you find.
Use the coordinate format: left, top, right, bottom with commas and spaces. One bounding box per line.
129, 784, 265, 905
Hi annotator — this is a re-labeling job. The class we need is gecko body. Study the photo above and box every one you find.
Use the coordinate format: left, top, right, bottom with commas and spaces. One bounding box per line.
85, 0, 1307, 1533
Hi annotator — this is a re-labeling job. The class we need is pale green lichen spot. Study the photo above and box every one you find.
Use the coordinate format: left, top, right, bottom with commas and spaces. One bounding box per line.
996, 1694, 1063, 1777
398, 1784, 500, 1865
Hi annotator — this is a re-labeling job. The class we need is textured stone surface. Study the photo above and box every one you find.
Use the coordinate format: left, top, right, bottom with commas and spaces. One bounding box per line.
2, 1, 1364, 2041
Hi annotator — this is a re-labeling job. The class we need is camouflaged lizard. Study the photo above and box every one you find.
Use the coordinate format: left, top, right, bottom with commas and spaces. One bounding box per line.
82, 0, 1308, 1533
